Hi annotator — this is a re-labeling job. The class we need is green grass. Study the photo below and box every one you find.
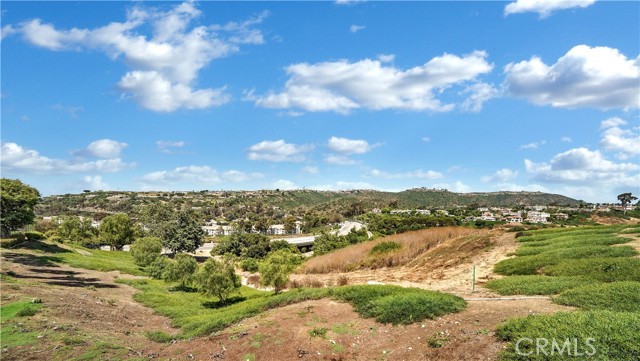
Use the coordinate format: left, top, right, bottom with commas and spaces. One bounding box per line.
4, 240, 146, 276
491, 225, 640, 360
369, 241, 402, 255
74, 342, 128, 361
496, 311, 640, 361
117, 279, 466, 338
308, 327, 328, 338
554, 282, 640, 312
486, 276, 594, 295
0, 301, 45, 348
145, 330, 176, 343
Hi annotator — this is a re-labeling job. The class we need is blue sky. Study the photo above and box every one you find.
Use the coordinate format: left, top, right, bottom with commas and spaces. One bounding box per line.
1, 0, 638, 203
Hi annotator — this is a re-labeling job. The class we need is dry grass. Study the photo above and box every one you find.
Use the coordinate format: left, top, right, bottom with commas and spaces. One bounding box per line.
300, 227, 483, 274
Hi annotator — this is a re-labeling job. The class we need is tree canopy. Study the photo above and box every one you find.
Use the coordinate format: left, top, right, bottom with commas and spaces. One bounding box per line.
196, 258, 240, 304
0, 178, 40, 238
163, 210, 205, 254
100, 213, 135, 250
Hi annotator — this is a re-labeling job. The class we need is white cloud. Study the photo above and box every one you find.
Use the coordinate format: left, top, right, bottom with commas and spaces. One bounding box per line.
377, 54, 395, 63
505, 0, 596, 18
481, 168, 519, 183
561, 136, 572, 143
525, 148, 639, 186
83, 139, 128, 158
519, 140, 546, 150
335, 0, 366, 5
460, 82, 498, 112
431, 181, 471, 193
599, 118, 640, 160
9, 2, 266, 112
138, 165, 263, 186
327, 136, 373, 155
1, 24, 17, 40
1, 142, 134, 175
504, 45, 639, 110
421, 136, 431, 142
324, 155, 357, 165
350, 25, 365, 33
367, 168, 443, 180
302, 166, 319, 174
156, 140, 186, 154
310, 181, 377, 191
52, 104, 84, 119
247, 140, 314, 162
254, 51, 493, 113
80, 175, 110, 191
272, 179, 298, 190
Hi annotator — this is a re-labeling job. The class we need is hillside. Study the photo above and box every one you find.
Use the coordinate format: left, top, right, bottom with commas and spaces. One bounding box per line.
37, 188, 581, 218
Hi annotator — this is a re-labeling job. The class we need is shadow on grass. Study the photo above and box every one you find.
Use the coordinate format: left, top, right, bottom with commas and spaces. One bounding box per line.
202, 295, 247, 309
169, 285, 199, 293
9, 241, 72, 254
2, 253, 63, 267
8, 270, 119, 288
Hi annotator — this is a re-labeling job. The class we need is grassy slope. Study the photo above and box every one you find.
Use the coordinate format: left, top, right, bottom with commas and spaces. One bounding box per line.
487, 224, 640, 360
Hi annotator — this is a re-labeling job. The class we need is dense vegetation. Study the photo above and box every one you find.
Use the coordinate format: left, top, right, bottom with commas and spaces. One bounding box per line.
487, 225, 640, 360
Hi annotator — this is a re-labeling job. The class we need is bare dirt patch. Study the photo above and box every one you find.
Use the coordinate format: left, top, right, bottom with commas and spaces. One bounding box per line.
293, 230, 520, 298
152, 297, 572, 361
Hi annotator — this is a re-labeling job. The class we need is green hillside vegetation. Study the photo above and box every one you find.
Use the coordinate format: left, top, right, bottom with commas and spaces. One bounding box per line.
487, 224, 640, 360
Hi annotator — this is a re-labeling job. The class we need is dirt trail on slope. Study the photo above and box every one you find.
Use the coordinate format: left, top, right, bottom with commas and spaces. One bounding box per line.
292, 230, 520, 298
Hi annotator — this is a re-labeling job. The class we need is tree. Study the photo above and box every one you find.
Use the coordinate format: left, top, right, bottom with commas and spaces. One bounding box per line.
196, 258, 241, 304
139, 203, 174, 240
165, 253, 198, 289
130, 236, 163, 267
284, 216, 297, 234
259, 249, 301, 294
163, 210, 205, 254
0, 178, 40, 238
100, 213, 135, 251
617, 193, 638, 214
58, 216, 97, 246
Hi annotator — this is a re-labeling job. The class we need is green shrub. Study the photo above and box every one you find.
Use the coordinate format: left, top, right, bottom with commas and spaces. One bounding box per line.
48, 235, 63, 243
486, 276, 593, 295
146, 256, 171, 279
259, 250, 300, 293
497, 311, 640, 361
164, 253, 198, 288
240, 258, 259, 273
369, 241, 402, 255
542, 257, 640, 282
145, 331, 175, 343
130, 236, 163, 267
24, 231, 45, 240
371, 292, 466, 324
16, 305, 39, 317
554, 281, 640, 312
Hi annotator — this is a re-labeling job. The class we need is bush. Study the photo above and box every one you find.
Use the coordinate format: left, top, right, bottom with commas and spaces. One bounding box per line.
371, 292, 466, 325
24, 231, 45, 240
130, 236, 163, 267
497, 311, 640, 361
240, 258, 259, 273
48, 235, 63, 243
146, 256, 171, 279
165, 253, 198, 288
259, 250, 300, 293
554, 281, 640, 312
369, 241, 401, 255
195, 258, 241, 304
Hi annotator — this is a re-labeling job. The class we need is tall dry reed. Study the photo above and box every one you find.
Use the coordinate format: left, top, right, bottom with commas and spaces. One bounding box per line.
300, 227, 481, 274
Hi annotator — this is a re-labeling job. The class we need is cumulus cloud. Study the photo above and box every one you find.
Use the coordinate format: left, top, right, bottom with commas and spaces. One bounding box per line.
525, 147, 639, 187
504, 45, 639, 110
254, 51, 494, 114
80, 175, 110, 190
156, 140, 185, 154
324, 155, 357, 165
505, 0, 596, 18
431, 181, 471, 193
561, 136, 572, 143
138, 165, 263, 186
460, 82, 498, 112
599, 117, 640, 160
327, 136, 373, 155
247, 140, 314, 162
1, 142, 134, 175
8, 2, 266, 112
481, 168, 519, 183
272, 179, 298, 190
366, 168, 443, 180
81, 139, 128, 158
377, 54, 395, 63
